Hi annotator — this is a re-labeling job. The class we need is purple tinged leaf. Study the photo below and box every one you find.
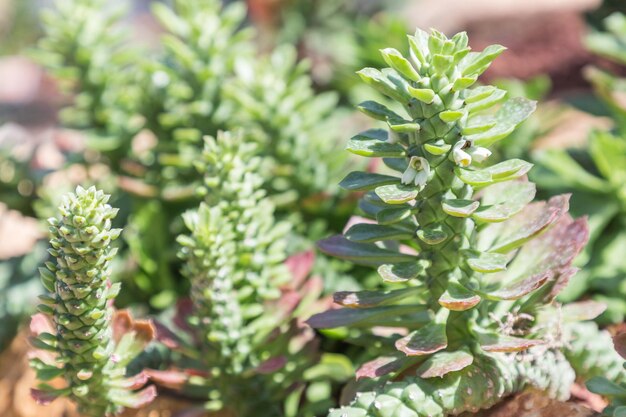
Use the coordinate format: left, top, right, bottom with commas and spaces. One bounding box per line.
438, 282, 481, 311
31, 388, 60, 405
145, 369, 190, 390
614, 333, 626, 360
256, 356, 288, 374
111, 385, 157, 408
488, 195, 569, 254
482, 273, 549, 301
355, 355, 408, 380
307, 304, 429, 329
477, 332, 543, 353
285, 250, 315, 289
416, 349, 474, 378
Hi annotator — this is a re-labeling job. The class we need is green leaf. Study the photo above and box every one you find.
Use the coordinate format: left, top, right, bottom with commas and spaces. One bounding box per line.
416, 349, 474, 378
466, 98, 537, 147
318, 235, 418, 266
481, 273, 549, 300
387, 116, 421, 133
456, 159, 533, 188
407, 87, 435, 103
439, 110, 464, 122
461, 44, 506, 77
473, 181, 536, 223
452, 76, 478, 91
346, 130, 405, 158
465, 88, 507, 114
339, 171, 398, 191
378, 261, 428, 283
461, 115, 497, 135
380, 48, 421, 82
357, 100, 399, 121
587, 377, 626, 396
376, 206, 413, 225
442, 199, 479, 217
396, 310, 449, 356
334, 287, 422, 308
466, 251, 508, 273
417, 223, 449, 245
358, 68, 410, 103
424, 142, 451, 155
345, 223, 414, 243
375, 184, 419, 204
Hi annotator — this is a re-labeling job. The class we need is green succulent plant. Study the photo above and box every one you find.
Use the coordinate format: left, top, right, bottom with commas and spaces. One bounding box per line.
533, 12, 626, 322
30, 186, 155, 416
307, 28, 594, 417
161, 131, 345, 416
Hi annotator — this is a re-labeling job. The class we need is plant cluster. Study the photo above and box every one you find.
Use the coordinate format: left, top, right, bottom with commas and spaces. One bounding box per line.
16, 2, 626, 417
307, 28, 615, 416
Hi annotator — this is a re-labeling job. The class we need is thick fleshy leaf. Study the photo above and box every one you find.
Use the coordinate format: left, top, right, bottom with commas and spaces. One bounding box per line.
31, 388, 61, 405
465, 88, 507, 114
416, 223, 449, 245
487, 195, 569, 254
587, 377, 626, 396
345, 223, 414, 243
357, 67, 411, 104
485, 216, 588, 303
438, 282, 481, 311
466, 98, 537, 147
340, 171, 398, 191
375, 184, 418, 204
357, 100, 399, 121
388, 116, 421, 133
460, 44, 506, 77
378, 261, 428, 283
110, 385, 157, 408
477, 332, 543, 352
416, 349, 474, 378
466, 251, 508, 273
307, 304, 429, 329
395, 310, 449, 356
334, 287, 421, 308
481, 273, 549, 300
442, 199, 480, 217
346, 130, 406, 158
318, 235, 417, 266
456, 159, 532, 188
356, 355, 409, 380
473, 181, 536, 223
376, 206, 413, 225
396, 322, 448, 356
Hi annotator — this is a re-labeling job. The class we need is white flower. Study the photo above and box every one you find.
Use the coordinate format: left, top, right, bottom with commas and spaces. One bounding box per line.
468, 146, 492, 163
452, 140, 472, 167
402, 156, 430, 187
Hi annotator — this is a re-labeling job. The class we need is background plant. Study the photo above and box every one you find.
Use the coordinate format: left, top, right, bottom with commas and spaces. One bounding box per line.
533, 12, 626, 323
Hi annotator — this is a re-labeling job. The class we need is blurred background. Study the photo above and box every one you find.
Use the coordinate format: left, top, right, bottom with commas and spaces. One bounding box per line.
3, 0, 626, 415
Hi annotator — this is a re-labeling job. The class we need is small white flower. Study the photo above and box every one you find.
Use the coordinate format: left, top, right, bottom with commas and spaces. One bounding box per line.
402, 156, 430, 187
468, 146, 492, 163
452, 140, 472, 167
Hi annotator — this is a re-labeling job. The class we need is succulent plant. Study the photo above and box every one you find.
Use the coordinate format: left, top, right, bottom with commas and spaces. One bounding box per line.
223, 44, 346, 215
307, 28, 592, 416
155, 131, 344, 416
533, 12, 626, 322
29, 186, 155, 416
